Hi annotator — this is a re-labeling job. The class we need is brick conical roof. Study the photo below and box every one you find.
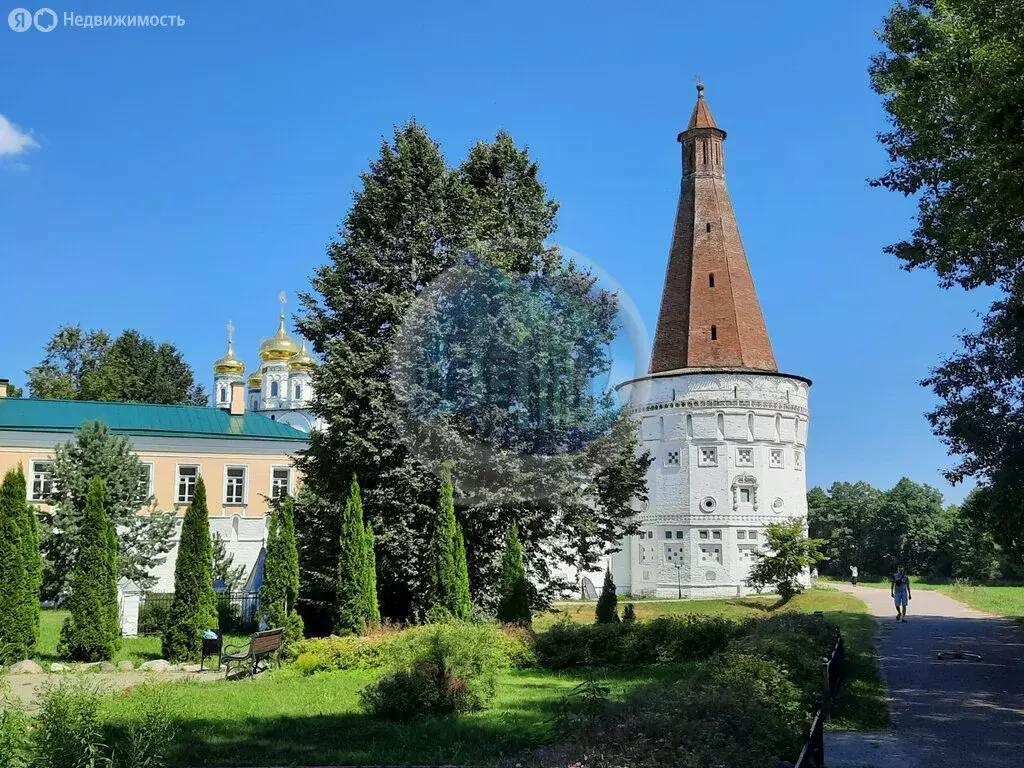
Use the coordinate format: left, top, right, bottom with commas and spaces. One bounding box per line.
649, 86, 777, 374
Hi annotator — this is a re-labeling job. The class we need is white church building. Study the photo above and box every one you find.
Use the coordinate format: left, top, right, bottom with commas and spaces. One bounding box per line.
604, 85, 812, 598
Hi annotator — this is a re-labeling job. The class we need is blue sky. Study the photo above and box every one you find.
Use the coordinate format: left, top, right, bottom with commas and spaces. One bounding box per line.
0, 1, 993, 503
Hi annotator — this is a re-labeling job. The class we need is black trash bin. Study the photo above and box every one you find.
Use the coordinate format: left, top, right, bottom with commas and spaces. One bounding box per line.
200, 632, 222, 671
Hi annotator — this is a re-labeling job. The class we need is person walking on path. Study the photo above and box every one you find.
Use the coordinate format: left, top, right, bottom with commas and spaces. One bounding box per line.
891, 565, 911, 621
850, 564, 858, 585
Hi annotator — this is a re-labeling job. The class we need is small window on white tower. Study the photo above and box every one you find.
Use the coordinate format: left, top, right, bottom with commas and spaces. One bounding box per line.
712, 530, 722, 540
794, 450, 803, 470
665, 530, 673, 539
737, 530, 746, 540
219, 387, 226, 403
739, 487, 751, 504
295, 384, 303, 400
270, 381, 279, 398
698, 530, 709, 540
769, 448, 784, 468
736, 448, 753, 467
698, 447, 718, 467
666, 449, 680, 466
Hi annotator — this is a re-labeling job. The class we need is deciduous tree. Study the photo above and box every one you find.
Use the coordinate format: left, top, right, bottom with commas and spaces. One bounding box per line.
746, 520, 825, 604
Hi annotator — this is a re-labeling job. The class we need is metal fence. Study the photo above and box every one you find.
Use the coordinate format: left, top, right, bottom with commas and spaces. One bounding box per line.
137, 591, 261, 636
791, 630, 845, 768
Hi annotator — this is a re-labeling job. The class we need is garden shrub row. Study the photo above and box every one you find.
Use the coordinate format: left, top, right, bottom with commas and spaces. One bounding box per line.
511, 612, 840, 768
288, 622, 537, 675
534, 614, 738, 669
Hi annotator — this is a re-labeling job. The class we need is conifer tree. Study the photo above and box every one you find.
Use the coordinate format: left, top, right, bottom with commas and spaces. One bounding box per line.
58, 477, 120, 661
261, 496, 304, 645
364, 523, 380, 626
429, 467, 472, 621
595, 567, 619, 624
162, 477, 218, 661
7, 466, 42, 621
496, 522, 531, 626
0, 468, 35, 663
336, 476, 373, 635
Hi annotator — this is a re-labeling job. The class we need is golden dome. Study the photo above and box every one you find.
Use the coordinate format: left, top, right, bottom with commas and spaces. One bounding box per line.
259, 315, 301, 362
213, 342, 245, 376
247, 372, 263, 388
288, 343, 316, 371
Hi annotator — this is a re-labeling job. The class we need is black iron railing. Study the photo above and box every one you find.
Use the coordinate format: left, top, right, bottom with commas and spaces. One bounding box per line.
137, 591, 260, 635
790, 630, 845, 768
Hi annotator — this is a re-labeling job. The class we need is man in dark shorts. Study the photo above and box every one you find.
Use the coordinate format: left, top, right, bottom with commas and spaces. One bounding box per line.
891, 566, 911, 622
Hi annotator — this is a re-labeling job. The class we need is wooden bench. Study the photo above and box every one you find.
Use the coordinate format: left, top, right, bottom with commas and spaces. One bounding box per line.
220, 628, 285, 679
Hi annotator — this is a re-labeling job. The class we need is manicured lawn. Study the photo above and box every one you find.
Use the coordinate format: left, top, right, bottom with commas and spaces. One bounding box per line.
100, 664, 695, 766
545, 588, 889, 731
36, 609, 250, 668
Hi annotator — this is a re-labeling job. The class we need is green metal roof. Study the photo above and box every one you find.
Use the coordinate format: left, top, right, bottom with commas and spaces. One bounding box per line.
0, 398, 310, 442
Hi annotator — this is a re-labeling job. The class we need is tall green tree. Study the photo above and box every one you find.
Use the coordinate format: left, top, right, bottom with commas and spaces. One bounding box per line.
42, 420, 175, 599
298, 122, 649, 621
261, 497, 304, 645
746, 520, 826, 604
364, 523, 380, 626
874, 478, 956, 576
871, 0, 1024, 560
162, 477, 218, 662
4, 383, 22, 398
496, 522, 531, 626
0, 468, 37, 663
595, 567, 618, 624
428, 467, 472, 621
58, 477, 119, 662
27, 325, 207, 405
4, 466, 42, 626
808, 481, 884, 576
336, 476, 376, 635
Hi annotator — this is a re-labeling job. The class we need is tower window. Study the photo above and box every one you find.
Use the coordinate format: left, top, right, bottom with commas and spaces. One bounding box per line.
219, 387, 226, 403
706, 222, 711, 233
709, 272, 715, 288
710, 325, 717, 340
270, 381, 279, 397
295, 384, 302, 400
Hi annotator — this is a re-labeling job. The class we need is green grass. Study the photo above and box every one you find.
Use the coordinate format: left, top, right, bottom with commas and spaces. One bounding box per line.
100, 664, 695, 766
36, 609, 250, 668
543, 588, 889, 731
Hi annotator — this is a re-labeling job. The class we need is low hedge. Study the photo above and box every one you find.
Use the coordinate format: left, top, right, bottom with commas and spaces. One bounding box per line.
535, 614, 738, 669
288, 623, 536, 675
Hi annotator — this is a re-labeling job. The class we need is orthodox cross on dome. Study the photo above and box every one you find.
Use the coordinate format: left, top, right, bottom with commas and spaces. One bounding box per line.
278, 290, 287, 318
226, 320, 235, 346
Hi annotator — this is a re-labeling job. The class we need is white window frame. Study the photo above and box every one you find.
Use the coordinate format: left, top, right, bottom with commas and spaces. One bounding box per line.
175, 464, 201, 506
223, 464, 249, 506
794, 449, 804, 470
270, 465, 293, 500
736, 447, 754, 467
29, 458, 54, 503
665, 448, 681, 467
137, 462, 155, 504
769, 448, 785, 469
697, 446, 718, 467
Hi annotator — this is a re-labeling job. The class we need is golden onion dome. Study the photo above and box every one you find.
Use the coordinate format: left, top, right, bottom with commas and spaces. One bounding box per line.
213, 342, 245, 376
247, 372, 263, 388
259, 314, 301, 362
288, 343, 316, 371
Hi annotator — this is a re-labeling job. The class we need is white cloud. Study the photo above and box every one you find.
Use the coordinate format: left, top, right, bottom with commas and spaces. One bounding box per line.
0, 114, 39, 157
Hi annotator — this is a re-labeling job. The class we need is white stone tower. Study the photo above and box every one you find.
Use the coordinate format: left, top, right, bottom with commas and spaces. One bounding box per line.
609, 85, 811, 598
213, 321, 245, 409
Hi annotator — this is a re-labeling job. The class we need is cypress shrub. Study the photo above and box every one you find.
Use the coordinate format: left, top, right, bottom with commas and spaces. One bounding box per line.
428, 467, 471, 621
496, 522, 531, 626
8, 466, 42, 631
0, 468, 35, 663
162, 477, 217, 662
595, 567, 619, 624
262, 496, 305, 645
58, 477, 120, 661
336, 475, 373, 635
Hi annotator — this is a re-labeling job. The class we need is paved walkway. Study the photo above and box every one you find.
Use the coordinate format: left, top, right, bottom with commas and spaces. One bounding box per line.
4, 669, 223, 710
825, 583, 1024, 768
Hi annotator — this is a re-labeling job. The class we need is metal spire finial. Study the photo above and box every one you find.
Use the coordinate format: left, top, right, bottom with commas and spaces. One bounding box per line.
278, 290, 287, 318
694, 74, 705, 96
226, 320, 235, 346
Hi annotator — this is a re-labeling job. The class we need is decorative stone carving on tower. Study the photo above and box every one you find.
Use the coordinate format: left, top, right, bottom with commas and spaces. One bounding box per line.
649, 82, 777, 374
593, 85, 812, 600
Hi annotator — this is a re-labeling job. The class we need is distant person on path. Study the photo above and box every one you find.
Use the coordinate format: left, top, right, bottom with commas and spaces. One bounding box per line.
891, 566, 912, 622
850, 565, 858, 585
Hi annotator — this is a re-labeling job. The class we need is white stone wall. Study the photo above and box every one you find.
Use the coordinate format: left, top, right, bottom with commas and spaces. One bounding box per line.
147, 514, 268, 593
607, 371, 810, 598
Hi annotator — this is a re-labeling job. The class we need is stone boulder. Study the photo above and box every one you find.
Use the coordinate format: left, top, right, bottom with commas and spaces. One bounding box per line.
99, 662, 116, 673
49, 662, 71, 673
139, 659, 172, 672
117, 660, 134, 672
9, 660, 43, 675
